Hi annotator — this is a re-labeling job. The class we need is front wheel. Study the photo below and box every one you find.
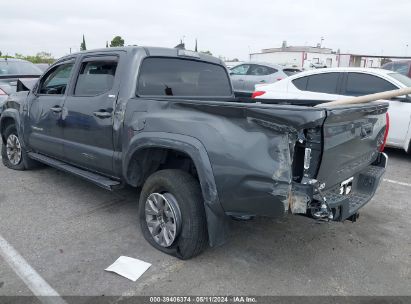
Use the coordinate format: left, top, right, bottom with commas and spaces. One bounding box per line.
139, 169, 208, 259
1, 124, 39, 170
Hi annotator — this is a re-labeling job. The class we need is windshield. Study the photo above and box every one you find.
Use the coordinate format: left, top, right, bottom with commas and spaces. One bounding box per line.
389, 73, 411, 87
0, 60, 42, 76
137, 57, 232, 97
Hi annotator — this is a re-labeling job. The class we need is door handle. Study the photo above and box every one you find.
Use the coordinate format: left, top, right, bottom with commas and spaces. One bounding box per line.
93, 111, 112, 118
50, 106, 62, 113
259, 80, 266, 83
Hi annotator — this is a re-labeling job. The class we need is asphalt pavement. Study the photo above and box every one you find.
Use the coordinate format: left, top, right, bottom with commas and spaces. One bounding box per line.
0, 147, 410, 298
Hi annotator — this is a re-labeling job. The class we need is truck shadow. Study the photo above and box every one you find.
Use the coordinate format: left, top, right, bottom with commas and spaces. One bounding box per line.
384, 147, 410, 161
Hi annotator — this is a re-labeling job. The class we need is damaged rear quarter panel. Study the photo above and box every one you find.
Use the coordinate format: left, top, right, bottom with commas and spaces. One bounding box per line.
124, 98, 326, 218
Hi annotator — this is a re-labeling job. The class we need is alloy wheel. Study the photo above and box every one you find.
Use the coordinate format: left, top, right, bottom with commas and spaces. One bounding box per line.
145, 192, 182, 247
6, 134, 22, 165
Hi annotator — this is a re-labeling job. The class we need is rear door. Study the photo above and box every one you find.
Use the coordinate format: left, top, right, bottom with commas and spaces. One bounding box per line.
244, 64, 279, 92
289, 72, 344, 100
25, 60, 75, 158
62, 53, 122, 175
316, 103, 388, 189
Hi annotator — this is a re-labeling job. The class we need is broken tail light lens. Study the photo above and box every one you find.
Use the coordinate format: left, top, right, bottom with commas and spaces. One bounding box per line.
380, 112, 390, 152
251, 91, 265, 99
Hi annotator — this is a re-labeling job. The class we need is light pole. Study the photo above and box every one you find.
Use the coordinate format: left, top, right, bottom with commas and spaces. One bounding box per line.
406, 44, 409, 57
320, 37, 324, 48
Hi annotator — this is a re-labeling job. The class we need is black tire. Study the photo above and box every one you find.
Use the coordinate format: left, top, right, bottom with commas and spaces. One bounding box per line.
1, 124, 39, 170
139, 169, 208, 259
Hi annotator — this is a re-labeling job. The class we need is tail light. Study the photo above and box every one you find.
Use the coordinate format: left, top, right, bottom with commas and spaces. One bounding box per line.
380, 112, 390, 152
251, 91, 265, 99
0, 88, 7, 95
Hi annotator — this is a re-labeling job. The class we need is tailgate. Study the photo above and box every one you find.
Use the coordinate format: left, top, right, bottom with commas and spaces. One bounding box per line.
316, 102, 388, 189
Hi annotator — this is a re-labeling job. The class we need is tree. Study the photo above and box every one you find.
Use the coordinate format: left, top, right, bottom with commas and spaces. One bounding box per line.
80, 34, 87, 51
10, 52, 55, 64
106, 41, 109, 48
110, 36, 125, 47
0, 51, 2, 57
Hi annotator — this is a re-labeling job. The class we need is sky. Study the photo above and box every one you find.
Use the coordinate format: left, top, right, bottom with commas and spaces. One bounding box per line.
1, 0, 410, 60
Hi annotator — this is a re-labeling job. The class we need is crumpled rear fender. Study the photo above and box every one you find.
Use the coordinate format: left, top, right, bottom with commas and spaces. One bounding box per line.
124, 132, 229, 247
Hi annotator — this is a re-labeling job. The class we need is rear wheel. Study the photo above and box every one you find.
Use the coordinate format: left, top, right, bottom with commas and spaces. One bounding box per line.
139, 169, 208, 259
1, 124, 39, 170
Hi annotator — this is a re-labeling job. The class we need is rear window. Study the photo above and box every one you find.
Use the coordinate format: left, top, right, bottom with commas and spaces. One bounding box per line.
74, 60, 117, 96
384, 61, 410, 76
292, 73, 339, 94
0, 61, 42, 76
306, 73, 339, 94
137, 57, 232, 97
248, 65, 277, 76
283, 69, 301, 76
292, 76, 308, 90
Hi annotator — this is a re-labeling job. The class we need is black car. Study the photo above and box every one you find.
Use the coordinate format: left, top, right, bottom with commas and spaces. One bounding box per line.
0, 58, 42, 112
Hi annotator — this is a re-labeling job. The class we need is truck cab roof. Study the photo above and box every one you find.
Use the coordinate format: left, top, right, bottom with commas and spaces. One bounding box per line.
58, 46, 224, 66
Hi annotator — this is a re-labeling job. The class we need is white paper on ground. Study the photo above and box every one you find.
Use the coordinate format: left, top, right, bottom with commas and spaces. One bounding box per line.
105, 256, 151, 281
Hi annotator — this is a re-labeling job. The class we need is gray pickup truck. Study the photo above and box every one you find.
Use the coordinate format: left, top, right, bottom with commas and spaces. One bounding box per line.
0, 47, 388, 259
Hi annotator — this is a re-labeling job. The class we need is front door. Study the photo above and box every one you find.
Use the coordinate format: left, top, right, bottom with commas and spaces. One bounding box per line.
62, 54, 121, 175
229, 64, 250, 93
25, 60, 75, 159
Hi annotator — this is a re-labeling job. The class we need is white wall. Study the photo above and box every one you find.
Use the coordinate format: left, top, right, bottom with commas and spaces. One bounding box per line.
250, 51, 302, 67
250, 51, 338, 69
337, 54, 351, 67
304, 53, 338, 68
337, 55, 382, 68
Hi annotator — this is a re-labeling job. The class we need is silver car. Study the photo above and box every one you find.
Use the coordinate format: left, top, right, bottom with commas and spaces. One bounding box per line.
229, 62, 301, 95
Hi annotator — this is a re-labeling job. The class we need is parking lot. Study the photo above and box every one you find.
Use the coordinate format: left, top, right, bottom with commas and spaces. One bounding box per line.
0, 145, 410, 298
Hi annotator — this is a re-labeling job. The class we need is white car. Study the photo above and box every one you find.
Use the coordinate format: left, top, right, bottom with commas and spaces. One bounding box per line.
253, 67, 411, 152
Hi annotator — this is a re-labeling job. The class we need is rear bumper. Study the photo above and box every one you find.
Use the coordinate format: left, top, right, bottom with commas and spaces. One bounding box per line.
314, 152, 387, 221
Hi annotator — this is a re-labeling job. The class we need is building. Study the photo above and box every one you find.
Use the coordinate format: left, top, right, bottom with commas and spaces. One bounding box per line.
336, 54, 411, 68
249, 41, 411, 70
250, 41, 336, 69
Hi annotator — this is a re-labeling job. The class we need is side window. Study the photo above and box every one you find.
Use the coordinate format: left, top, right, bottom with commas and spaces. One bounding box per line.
248, 65, 277, 76
39, 63, 74, 95
292, 76, 308, 90
392, 62, 410, 76
230, 64, 250, 75
74, 60, 118, 96
305, 73, 340, 94
345, 73, 397, 96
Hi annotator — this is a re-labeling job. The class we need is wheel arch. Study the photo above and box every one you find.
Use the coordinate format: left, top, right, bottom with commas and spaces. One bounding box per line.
0, 110, 21, 144
124, 132, 229, 247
